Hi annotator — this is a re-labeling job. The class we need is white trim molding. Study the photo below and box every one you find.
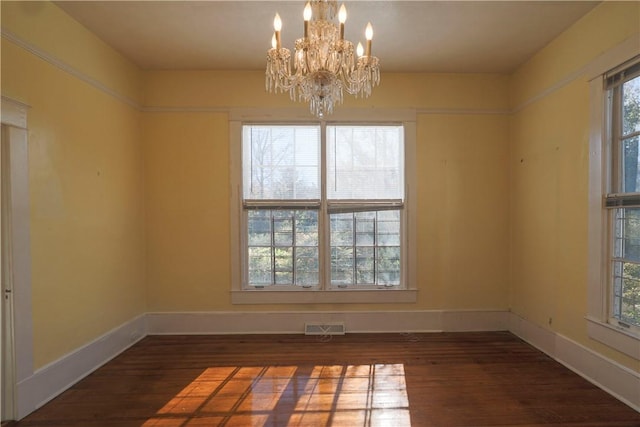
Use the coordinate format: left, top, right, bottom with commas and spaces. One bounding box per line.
586, 316, 640, 360
509, 312, 640, 412
513, 34, 640, 113
16, 315, 146, 419
230, 289, 418, 305
0, 97, 29, 129
145, 309, 509, 335
1, 30, 141, 110
2, 97, 34, 421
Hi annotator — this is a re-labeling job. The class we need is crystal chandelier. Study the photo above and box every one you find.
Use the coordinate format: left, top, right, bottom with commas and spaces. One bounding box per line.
266, 0, 380, 118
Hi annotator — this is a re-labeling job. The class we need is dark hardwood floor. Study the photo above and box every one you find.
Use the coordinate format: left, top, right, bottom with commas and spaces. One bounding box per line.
9, 332, 640, 426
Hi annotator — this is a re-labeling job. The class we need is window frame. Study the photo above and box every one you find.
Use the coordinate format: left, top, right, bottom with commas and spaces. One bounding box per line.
604, 61, 640, 334
587, 49, 640, 360
229, 109, 417, 304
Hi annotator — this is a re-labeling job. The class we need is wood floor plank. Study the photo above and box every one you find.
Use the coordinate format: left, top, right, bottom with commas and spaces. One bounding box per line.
9, 332, 640, 426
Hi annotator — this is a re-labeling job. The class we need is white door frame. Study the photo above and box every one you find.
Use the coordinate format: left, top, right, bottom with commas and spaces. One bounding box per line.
0, 96, 34, 421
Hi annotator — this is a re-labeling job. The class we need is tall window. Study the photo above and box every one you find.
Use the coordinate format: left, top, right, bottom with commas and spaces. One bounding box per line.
241, 123, 405, 290
605, 60, 640, 329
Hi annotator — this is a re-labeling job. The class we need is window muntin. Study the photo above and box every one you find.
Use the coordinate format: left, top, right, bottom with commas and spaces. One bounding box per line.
241, 123, 405, 290
607, 63, 640, 329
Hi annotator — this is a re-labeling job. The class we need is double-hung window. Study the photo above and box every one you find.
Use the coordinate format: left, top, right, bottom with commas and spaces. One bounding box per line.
605, 60, 640, 332
231, 117, 415, 304
587, 49, 640, 359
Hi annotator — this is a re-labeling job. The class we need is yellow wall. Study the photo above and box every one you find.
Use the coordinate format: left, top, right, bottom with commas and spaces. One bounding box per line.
144, 70, 509, 112
509, 1, 640, 371
1, 1, 146, 368
143, 112, 231, 311
418, 113, 509, 310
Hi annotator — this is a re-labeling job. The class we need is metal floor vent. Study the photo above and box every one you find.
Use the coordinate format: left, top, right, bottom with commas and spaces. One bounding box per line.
304, 322, 345, 336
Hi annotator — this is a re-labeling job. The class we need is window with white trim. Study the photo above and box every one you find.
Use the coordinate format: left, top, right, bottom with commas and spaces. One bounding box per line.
605, 59, 640, 331
240, 123, 406, 291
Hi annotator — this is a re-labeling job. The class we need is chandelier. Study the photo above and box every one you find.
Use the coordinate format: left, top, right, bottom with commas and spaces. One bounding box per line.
266, 0, 380, 118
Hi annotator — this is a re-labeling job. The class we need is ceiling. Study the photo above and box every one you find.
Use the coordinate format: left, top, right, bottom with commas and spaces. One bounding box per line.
55, 1, 599, 74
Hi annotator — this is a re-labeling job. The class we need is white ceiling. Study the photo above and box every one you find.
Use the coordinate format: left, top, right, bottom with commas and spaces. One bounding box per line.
55, 1, 599, 74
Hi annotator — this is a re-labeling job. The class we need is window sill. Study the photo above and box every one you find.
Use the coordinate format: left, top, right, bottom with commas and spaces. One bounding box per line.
231, 289, 418, 305
586, 316, 640, 360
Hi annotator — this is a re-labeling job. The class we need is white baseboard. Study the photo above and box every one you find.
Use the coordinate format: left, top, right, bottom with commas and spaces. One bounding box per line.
16, 314, 146, 419
15, 310, 639, 420
145, 309, 509, 335
509, 312, 640, 412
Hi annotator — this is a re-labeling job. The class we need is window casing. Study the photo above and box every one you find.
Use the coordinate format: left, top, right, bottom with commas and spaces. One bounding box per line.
605, 60, 640, 333
229, 111, 417, 304
587, 47, 640, 360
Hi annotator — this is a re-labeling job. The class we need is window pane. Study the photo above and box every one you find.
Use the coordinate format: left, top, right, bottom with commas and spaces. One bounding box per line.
295, 210, 318, 246
248, 247, 272, 285
355, 213, 375, 246
622, 75, 640, 136
327, 126, 404, 200
330, 210, 401, 286
612, 261, 640, 326
622, 136, 640, 193
614, 208, 640, 262
273, 212, 293, 246
612, 208, 640, 326
246, 209, 319, 287
330, 214, 353, 245
331, 246, 354, 285
356, 247, 375, 283
377, 210, 401, 246
248, 211, 272, 246
378, 246, 401, 285
243, 125, 320, 200
296, 247, 318, 286
274, 246, 293, 285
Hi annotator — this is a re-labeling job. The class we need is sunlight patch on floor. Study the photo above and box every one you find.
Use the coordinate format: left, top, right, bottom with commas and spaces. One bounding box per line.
142, 363, 411, 426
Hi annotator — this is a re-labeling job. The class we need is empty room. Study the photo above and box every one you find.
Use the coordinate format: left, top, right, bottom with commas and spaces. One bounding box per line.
1, 1, 640, 425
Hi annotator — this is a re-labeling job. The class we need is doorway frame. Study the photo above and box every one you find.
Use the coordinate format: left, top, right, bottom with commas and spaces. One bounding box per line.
1, 96, 34, 421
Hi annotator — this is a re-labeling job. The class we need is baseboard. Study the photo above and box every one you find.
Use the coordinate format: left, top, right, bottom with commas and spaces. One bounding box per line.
15, 310, 639, 420
145, 309, 509, 335
15, 314, 146, 419
509, 312, 640, 412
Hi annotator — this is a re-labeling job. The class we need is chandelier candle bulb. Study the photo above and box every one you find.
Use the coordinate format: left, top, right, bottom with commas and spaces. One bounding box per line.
365, 22, 373, 56
274, 13, 282, 49
304, 2, 312, 38
338, 4, 347, 40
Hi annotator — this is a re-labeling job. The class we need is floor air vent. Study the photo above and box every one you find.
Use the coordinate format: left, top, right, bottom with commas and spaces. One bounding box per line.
304, 322, 345, 336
